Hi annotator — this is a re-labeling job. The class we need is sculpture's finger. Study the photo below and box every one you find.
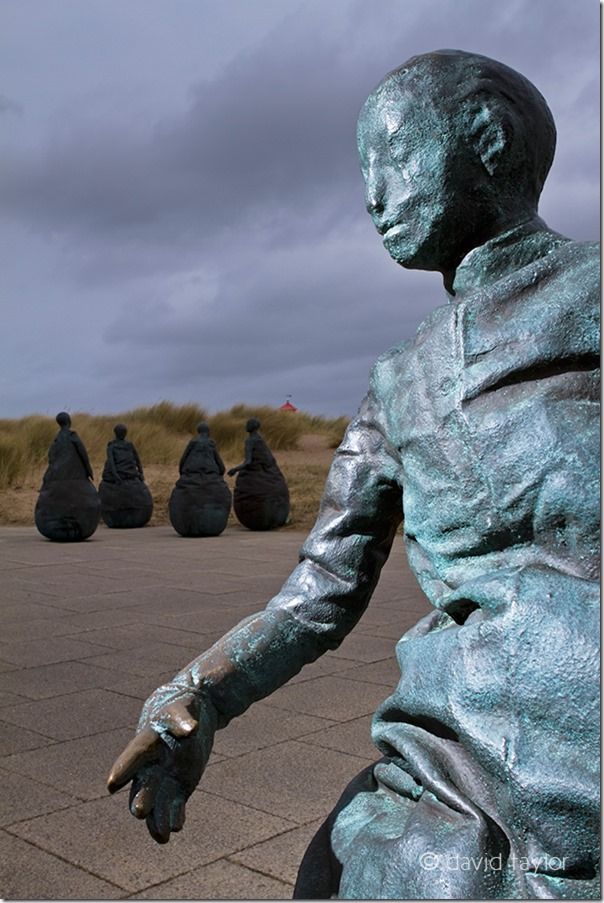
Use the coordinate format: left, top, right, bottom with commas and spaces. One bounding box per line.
170, 796, 186, 833
129, 768, 162, 819
107, 727, 162, 793
145, 786, 173, 844
161, 699, 198, 738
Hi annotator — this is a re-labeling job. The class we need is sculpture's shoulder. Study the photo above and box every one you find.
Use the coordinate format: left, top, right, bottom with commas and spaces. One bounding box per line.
544, 237, 599, 299
514, 236, 599, 352
369, 340, 412, 404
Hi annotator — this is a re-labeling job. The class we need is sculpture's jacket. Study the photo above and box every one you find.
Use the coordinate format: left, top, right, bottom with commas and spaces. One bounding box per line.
142, 221, 600, 899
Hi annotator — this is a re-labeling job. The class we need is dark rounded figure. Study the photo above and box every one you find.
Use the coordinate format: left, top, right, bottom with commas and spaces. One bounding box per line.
99, 424, 153, 529
35, 412, 100, 542
169, 422, 231, 537
228, 418, 289, 531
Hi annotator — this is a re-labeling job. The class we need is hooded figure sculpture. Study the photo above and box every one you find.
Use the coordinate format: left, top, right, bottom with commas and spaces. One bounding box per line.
228, 418, 290, 531
108, 51, 599, 899
35, 412, 100, 541
169, 422, 231, 537
99, 424, 153, 529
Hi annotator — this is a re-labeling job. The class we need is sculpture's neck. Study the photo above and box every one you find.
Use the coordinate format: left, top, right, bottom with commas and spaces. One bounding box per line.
448, 217, 567, 299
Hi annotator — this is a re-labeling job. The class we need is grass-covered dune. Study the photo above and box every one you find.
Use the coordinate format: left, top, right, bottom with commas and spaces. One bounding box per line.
0, 402, 350, 530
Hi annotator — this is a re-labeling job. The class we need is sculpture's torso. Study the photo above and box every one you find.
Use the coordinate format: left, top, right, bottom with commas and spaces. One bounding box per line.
103, 439, 141, 481
332, 228, 600, 898
44, 429, 89, 482
181, 438, 221, 475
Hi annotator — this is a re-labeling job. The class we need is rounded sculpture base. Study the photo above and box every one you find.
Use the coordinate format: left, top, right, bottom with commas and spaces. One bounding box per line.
169, 474, 231, 537
233, 469, 289, 531
99, 480, 154, 529
35, 480, 101, 542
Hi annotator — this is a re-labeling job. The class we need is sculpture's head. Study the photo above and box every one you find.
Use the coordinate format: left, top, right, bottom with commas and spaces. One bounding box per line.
113, 423, 128, 440
357, 50, 556, 280
246, 418, 261, 433
56, 411, 71, 428
196, 421, 210, 436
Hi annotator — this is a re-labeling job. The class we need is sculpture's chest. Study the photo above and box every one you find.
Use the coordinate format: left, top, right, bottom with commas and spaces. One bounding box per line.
381, 271, 599, 566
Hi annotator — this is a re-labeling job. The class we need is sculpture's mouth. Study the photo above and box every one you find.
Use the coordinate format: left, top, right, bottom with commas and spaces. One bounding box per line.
382, 222, 406, 241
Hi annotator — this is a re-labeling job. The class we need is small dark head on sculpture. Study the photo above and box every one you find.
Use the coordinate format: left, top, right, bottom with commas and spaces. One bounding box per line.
56, 411, 71, 428
246, 418, 261, 433
196, 422, 210, 436
357, 49, 556, 287
114, 423, 128, 440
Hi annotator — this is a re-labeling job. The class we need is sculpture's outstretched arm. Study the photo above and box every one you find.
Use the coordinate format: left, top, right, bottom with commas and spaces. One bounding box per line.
227, 436, 255, 476
108, 387, 402, 842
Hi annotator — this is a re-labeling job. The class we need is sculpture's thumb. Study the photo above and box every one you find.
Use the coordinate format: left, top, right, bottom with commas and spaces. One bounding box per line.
161, 701, 199, 738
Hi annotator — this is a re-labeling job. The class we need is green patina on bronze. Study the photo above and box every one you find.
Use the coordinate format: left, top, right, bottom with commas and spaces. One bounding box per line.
108, 50, 599, 899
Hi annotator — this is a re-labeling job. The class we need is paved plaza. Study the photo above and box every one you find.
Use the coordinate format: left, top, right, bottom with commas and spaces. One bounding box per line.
0, 524, 430, 900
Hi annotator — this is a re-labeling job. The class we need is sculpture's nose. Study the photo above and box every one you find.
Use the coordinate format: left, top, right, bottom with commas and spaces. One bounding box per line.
364, 164, 386, 216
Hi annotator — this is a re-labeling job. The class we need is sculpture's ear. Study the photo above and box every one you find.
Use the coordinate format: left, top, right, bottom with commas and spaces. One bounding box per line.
467, 102, 511, 177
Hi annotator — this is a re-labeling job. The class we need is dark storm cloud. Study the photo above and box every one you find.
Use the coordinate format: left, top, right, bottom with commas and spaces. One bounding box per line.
0, 0, 599, 417
5, 0, 596, 246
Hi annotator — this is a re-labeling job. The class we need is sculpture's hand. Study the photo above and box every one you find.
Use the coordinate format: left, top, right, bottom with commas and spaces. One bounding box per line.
107, 692, 216, 844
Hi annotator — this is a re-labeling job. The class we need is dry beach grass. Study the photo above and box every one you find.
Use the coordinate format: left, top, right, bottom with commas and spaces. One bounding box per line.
0, 403, 348, 531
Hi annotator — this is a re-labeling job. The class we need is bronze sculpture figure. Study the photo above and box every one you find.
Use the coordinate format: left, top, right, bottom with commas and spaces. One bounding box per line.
99, 424, 153, 529
108, 51, 599, 899
169, 422, 231, 537
35, 412, 100, 541
228, 418, 290, 530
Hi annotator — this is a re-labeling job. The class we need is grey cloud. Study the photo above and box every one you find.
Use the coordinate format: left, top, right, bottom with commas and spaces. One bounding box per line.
0, 93, 22, 114
0, 0, 599, 418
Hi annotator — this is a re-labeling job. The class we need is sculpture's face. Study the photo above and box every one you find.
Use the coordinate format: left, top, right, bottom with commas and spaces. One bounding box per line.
357, 80, 464, 272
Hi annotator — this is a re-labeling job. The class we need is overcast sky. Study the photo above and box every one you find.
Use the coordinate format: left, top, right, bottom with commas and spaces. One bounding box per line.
1, 0, 599, 418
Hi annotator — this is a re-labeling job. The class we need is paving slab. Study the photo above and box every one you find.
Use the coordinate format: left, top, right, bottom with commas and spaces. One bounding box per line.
0, 687, 143, 741
0, 766, 78, 827
0, 659, 136, 700
82, 641, 208, 678
230, 818, 324, 886
9, 791, 294, 893
0, 719, 55, 756
130, 858, 293, 900
0, 829, 121, 900
327, 631, 399, 663
263, 674, 388, 721
62, 621, 214, 651
0, 690, 28, 708
202, 740, 370, 824
337, 655, 403, 687
297, 713, 378, 761
0, 726, 137, 800
213, 701, 336, 759
0, 635, 111, 668
0, 523, 431, 899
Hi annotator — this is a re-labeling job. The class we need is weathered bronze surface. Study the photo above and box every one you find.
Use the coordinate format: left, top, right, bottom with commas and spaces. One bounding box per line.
35, 412, 100, 541
228, 418, 290, 530
108, 50, 599, 899
169, 422, 231, 537
99, 424, 153, 529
